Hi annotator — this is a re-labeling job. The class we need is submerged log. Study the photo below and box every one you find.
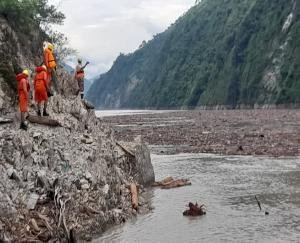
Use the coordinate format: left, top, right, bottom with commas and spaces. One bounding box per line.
130, 183, 138, 210
27, 115, 61, 127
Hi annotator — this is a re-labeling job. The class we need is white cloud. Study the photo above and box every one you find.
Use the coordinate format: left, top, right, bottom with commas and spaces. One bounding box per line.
49, 0, 194, 78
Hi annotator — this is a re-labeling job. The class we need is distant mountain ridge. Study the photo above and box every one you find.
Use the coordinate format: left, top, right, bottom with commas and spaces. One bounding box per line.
87, 0, 300, 109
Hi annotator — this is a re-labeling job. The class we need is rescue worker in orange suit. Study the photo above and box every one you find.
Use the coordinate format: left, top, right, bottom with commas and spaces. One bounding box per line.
75, 58, 89, 99
43, 42, 57, 93
16, 69, 30, 130
34, 65, 49, 116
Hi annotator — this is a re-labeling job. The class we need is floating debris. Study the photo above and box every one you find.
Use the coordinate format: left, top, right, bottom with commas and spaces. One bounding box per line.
183, 202, 206, 216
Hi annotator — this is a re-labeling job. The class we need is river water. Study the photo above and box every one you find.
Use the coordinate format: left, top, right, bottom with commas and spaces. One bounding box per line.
94, 153, 300, 243
95, 111, 300, 243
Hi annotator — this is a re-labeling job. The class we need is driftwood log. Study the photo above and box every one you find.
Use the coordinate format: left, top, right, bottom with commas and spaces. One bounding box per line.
162, 179, 191, 189
152, 177, 191, 189
152, 176, 174, 186
0, 117, 13, 124
130, 183, 139, 210
27, 115, 61, 127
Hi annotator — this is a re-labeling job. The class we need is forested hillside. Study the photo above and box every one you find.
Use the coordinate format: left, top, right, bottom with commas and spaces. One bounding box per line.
87, 0, 300, 108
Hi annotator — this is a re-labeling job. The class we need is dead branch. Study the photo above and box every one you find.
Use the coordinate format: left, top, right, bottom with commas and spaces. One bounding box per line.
255, 195, 262, 211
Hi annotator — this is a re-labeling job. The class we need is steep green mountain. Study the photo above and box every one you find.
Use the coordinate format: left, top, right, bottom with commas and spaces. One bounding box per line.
87, 0, 300, 109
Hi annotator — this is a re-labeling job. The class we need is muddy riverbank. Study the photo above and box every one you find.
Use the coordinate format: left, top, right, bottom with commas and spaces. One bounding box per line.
98, 109, 300, 157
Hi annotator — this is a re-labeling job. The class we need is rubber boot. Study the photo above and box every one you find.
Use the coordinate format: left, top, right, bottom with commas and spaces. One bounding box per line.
47, 89, 54, 97
20, 122, 27, 131
43, 109, 49, 117
37, 110, 41, 116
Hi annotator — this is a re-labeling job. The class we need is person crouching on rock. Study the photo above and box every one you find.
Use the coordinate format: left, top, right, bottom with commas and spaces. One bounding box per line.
75, 58, 89, 99
34, 65, 49, 116
16, 69, 30, 130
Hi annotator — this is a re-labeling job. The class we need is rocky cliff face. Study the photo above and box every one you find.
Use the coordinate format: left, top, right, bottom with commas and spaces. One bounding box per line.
87, 0, 300, 109
0, 94, 155, 241
0, 16, 47, 112
0, 14, 155, 242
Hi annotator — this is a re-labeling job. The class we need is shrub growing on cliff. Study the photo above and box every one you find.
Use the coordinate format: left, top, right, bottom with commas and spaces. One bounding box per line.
0, 0, 65, 27
0, 0, 73, 61
0, 0, 73, 95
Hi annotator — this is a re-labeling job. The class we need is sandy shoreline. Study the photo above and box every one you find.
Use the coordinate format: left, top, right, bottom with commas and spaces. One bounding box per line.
99, 109, 300, 157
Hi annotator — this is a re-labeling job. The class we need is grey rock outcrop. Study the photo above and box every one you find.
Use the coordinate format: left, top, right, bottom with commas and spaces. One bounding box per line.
117, 141, 155, 186
0, 13, 155, 242
0, 94, 155, 241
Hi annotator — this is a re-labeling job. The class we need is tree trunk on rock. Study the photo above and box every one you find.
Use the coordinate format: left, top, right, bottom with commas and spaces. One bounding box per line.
27, 115, 61, 127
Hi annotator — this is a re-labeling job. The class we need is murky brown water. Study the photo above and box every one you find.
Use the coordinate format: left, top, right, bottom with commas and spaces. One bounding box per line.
95, 153, 300, 243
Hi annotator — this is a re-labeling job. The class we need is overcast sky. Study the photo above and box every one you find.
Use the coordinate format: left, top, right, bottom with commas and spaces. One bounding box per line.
48, 0, 195, 78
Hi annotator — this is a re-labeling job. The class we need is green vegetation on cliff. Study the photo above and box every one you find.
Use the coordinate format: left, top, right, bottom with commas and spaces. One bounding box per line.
87, 0, 300, 108
0, 0, 67, 108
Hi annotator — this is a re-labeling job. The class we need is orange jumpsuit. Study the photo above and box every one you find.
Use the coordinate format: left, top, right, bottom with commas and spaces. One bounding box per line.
43, 48, 56, 85
34, 66, 48, 103
16, 73, 30, 112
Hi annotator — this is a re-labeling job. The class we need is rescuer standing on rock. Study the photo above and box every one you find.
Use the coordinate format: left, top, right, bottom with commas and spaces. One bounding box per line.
43, 42, 57, 94
16, 69, 30, 131
34, 65, 49, 116
75, 58, 89, 99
